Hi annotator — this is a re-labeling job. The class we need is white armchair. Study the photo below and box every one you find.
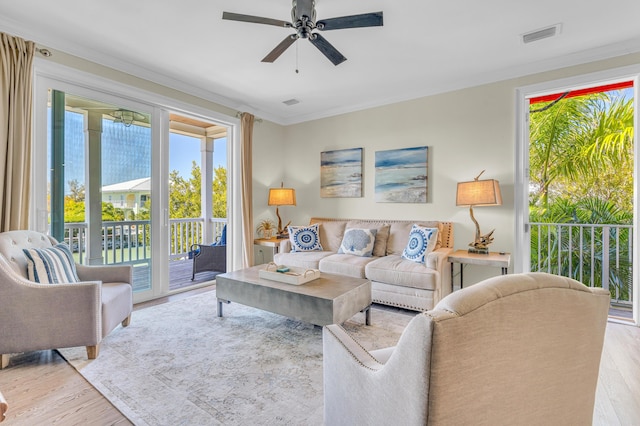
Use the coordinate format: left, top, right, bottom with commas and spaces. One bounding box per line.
0, 230, 133, 369
323, 272, 610, 425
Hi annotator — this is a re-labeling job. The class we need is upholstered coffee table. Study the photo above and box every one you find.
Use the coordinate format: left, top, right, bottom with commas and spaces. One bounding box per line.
216, 265, 371, 326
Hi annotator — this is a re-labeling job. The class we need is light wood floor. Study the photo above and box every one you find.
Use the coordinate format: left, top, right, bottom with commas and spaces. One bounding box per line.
1, 289, 639, 425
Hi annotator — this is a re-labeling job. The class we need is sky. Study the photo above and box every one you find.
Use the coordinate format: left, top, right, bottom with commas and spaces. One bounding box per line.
169, 133, 227, 177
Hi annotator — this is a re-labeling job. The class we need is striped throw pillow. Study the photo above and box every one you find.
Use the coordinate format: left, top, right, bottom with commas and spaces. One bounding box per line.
23, 243, 80, 284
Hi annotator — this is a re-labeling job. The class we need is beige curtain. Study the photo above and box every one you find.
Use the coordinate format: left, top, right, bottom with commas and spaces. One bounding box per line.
0, 32, 35, 232
240, 112, 255, 267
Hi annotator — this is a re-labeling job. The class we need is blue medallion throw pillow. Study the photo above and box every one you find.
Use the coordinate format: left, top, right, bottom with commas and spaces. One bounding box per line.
402, 225, 439, 264
288, 224, 323, 252
23, 243, 80, 284
338, 228, 378, 257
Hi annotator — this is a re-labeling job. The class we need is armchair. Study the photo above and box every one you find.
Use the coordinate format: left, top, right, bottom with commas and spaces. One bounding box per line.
0, 230, 133, 369
323, 272, 610, 425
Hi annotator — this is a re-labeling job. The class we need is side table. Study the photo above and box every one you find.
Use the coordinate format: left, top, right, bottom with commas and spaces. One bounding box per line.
254, 237, 285, 254
448, 250, 511, 292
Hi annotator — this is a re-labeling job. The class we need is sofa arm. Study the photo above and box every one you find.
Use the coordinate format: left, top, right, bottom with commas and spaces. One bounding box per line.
76, 263, 133, 285
323, 315, 435, 425
426, 247, 453, 302
278, 239, 292, 253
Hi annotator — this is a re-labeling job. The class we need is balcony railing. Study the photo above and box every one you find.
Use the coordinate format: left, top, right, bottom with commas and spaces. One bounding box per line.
63, 218, 227, 265
530, 222, 633, 308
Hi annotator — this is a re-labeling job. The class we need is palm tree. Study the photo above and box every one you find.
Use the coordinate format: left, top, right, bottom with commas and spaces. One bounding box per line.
529, 91, 634, 209
529, 89, 634, 300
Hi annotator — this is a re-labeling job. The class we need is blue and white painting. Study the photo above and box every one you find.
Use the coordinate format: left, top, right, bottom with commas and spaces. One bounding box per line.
375, 146, 428, 203
321, 148, 363, 198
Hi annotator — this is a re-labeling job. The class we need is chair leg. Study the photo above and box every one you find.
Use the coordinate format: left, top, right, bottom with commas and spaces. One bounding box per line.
86, 344, 100, 359
122, 315, 131, 327
0, 354, 9, 369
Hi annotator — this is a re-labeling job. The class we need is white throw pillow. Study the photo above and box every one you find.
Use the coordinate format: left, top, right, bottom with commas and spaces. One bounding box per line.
23, 243, 80, 284
288, 224, 323, 252
401, 225, 439, 263
338, 228, 378, 257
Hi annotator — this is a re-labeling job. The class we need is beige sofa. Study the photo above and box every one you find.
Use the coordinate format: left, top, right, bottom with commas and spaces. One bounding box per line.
274, 218, 453, 311
0, 230, 133, 368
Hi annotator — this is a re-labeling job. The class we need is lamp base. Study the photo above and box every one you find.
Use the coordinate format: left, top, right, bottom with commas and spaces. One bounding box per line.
468, 246, 489, 254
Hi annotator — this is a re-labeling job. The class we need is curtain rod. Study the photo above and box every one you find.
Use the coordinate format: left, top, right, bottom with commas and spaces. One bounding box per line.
36, 47, 52, 57
235, 112, 263, 123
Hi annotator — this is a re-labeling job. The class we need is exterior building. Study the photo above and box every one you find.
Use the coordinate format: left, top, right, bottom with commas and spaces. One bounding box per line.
101, 177, 150, 219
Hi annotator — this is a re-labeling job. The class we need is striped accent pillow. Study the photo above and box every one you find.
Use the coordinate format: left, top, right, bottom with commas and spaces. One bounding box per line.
23, 243, 80, 284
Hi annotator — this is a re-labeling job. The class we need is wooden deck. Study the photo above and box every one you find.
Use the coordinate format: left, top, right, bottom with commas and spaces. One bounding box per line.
131, 258, 222, 293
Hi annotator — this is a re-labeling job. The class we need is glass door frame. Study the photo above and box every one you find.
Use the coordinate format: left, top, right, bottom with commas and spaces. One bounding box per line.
515, 64, 640, 325
31, 59, 241, 303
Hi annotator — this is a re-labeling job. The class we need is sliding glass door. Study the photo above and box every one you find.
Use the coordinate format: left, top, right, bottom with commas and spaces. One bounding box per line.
37, 83, 157, 300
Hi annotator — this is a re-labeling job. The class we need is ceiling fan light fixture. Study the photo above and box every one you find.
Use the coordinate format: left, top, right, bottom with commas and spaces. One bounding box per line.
522, 23, 562, 44
222, 0, 383, 66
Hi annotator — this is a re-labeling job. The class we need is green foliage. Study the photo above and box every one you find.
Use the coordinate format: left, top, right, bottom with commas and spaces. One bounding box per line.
529, 91, 634, 209
529, 90, 634, 301
212, 166, 227, 218
64, 198, 85, 222
101, 202, 125, 221
63, 198, 124, 222
169, 161, 201, 219
167, 162, 227, 219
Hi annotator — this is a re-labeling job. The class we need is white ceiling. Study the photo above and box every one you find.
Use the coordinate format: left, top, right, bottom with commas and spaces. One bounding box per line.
2, 0, 640, 125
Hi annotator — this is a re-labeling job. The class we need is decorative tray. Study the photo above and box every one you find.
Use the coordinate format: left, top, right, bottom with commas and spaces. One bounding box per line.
258, 263, 321, 285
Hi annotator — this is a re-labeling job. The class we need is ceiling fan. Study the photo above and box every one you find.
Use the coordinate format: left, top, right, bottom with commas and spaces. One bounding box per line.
222, 0, 383, 66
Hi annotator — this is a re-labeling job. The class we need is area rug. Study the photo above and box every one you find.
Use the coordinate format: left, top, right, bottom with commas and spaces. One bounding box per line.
59, 291, 414, 425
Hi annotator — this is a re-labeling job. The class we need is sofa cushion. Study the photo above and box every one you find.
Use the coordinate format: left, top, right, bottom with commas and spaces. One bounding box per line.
310, 219, 347, 252
365, 255, 438, 291
274, 251, 334, 270
23, 243, 79, 284
288, 224, 323, 252
338, 228, 377, 257
319, 254, 378, 279
386, 221, 443, 255
401, 225, 438, 264
346, 221, 391, 257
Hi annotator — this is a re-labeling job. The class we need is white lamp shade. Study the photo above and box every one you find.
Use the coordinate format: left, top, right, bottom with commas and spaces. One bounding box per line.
268, 188, 296, 206
456, 179, 502, 206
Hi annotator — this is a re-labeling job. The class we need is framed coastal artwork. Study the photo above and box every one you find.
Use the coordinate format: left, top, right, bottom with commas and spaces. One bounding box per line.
321, 148, 363, 198
375, 146, 428, 203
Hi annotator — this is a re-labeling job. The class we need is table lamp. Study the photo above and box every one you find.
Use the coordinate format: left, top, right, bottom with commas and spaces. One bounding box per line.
456, 170, 502, 254
268, 183, 296, 238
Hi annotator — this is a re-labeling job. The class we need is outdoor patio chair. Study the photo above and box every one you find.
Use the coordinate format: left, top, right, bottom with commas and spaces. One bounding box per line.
190, 225, 227, 280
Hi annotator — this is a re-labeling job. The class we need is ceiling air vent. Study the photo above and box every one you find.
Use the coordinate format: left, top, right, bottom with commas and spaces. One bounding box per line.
283, 98, 300, 106
522, 24, 562, 44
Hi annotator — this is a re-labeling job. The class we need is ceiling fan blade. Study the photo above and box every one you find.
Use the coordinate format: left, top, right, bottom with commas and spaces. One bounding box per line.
262, 35, 298, 63
317, 12, 383, 31
222, 12, 291, 28
309, 33, 346, 66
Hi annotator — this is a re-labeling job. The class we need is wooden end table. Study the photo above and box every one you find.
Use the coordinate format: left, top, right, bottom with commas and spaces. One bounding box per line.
448, 250, 511, 291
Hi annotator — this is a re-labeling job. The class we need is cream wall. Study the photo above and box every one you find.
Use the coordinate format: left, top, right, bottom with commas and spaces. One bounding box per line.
277, 52, 640, 284
33, 46, 640, 284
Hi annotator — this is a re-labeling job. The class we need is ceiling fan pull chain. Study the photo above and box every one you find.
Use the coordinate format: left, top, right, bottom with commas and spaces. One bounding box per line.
295, 40, 300, 74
